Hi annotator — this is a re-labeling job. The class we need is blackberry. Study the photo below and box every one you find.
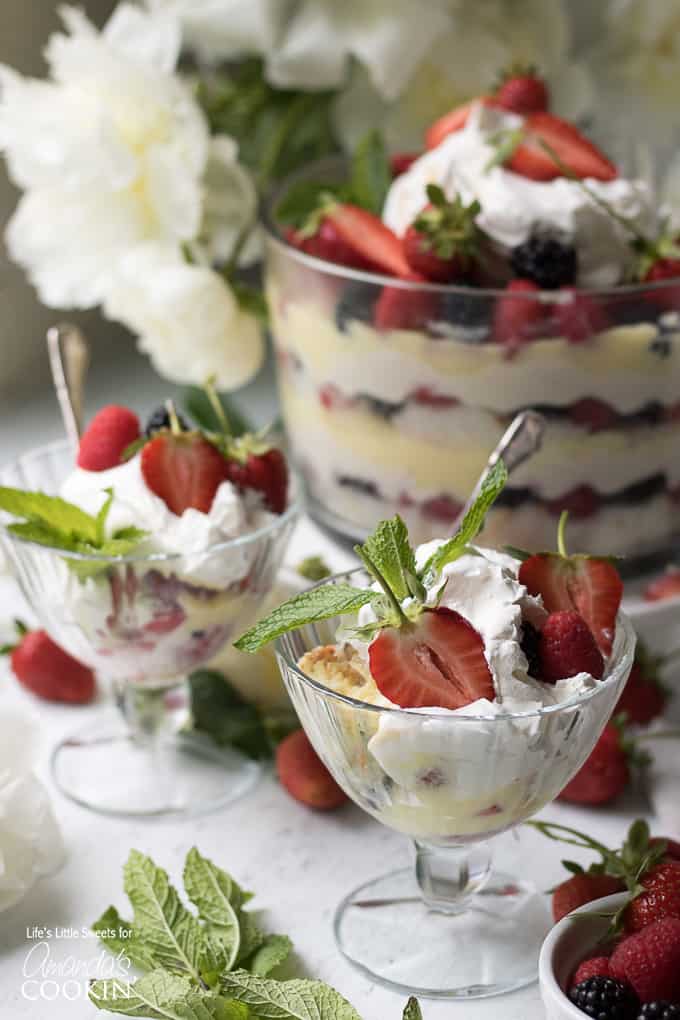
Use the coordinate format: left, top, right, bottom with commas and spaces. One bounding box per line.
145, 406, 188, 437
510, 236, 577, 289
520, 622, 542, 679
335, 280, 377, 333
569, 976, 640, 1020
637, 1005, 680, 1020
430, 291, 490, 342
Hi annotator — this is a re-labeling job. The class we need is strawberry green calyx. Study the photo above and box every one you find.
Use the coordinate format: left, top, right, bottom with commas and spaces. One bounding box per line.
413, 184, 482, 264
493, 61, 540, 90
0, 618, 29, 656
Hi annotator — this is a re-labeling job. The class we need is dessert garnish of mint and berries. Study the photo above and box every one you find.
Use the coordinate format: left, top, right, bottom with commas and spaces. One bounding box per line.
237, 464, 627, 838
0, 393, 290, 679
272, 65, 680, 558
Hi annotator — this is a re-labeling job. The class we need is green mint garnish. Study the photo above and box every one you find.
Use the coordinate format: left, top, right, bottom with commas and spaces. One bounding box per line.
89, 846, 420, 1017
420, 459, 508, 579
0, 485, 147, 565
349, 129, 391, 216
233, 585, 374, 653
296, 555, 332, 582
235, 461, 507, 653
484, 127, 526, 173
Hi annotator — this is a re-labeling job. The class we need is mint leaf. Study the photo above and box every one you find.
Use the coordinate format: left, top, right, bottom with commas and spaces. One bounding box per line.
403, 998, 423, 1020
350, 130, 391, 215
231, 281, 269, 326
96, 488, 114, 544
296, 555, 331, 582
275, 181, 346, 229
93, 905, 157, 972
360, 515, 420, 603
234, 585, 373, 653
420, 460, 508, 578
183, 849, 241, 971
235, 913, 265, 967
189, 671, 274, 761
89, 969, 248, 1019
220, 971, 362, 1020
245, 935, 292, 977
0, 486, 99, 543
123, 850, 225, 985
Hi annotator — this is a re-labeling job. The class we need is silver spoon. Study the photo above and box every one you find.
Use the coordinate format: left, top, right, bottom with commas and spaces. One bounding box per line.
47, 323, 89, 447
451, 409, 546, 531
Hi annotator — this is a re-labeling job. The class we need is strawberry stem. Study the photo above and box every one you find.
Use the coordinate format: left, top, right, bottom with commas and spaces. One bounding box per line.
354, 545, 408, 626
635, 728, 680, 743
526, 819, 613, 859
165, 400, 182, 436
204, 377, 231, 436
557, 510, 569, 557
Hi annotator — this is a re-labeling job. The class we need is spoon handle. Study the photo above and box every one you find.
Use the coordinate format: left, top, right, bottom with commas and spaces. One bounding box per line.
47, 323, 90, 448
452, 410, 546, 530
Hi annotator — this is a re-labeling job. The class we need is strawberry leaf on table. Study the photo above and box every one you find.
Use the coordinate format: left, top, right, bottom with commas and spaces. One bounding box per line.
419, 460, 508, 580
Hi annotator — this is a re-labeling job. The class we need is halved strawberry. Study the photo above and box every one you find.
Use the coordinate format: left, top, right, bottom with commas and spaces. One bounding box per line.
426, 96, 498, 150
224, 447, 288, 515
286, 218, 379, 272
369, 606, 494, 710
492, 279, 548, 352
555, 288, 610, 344
374, 284, 436, 331
507, 112, 617, 182
519, 552, 623, 655
141, 432, 229, 515
390, 152, 420, 177
324, 204, 415, 279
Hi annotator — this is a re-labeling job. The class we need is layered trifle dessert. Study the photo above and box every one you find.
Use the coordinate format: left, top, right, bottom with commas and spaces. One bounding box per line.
237, 469, 633, 840
266, 68, 680, 560
0, 398, 295, 682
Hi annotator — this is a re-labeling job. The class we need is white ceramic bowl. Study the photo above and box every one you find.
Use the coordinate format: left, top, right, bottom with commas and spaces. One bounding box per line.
539, 892, 626, 1020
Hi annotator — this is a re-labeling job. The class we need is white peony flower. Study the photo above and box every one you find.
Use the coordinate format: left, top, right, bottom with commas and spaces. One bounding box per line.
0, 709, 64, 913
334, 0, 592, 151
145, 0, 289, 65
0, 3, 208, 308
199, 137, 260, 266
104, 244, 264, 392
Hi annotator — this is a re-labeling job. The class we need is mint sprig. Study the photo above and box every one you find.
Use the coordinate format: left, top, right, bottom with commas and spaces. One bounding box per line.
0, 485, 147, 569
235, 462, 507, 653
90, 847, 420, 1019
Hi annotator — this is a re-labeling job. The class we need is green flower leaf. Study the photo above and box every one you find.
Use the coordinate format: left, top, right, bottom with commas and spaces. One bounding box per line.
220, 971, 362, 1020
89, 969, 248, 1019
420, 460, 508, 578
234, 585, 373, 653
350, 129, 391, 215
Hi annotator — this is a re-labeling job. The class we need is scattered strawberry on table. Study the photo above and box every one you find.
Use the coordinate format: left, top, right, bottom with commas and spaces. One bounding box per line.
1, 619, 95, 703
556, 720, 639, 807
644, 568, 680, 603
275, 729, 348, 811
615, 643, 670, 727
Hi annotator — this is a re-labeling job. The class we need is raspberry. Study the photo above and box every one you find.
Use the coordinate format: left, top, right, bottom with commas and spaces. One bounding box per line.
538, 611, 605, 683
568, 976, 639, 1020
77, 405, 141, 472
572, 956, 613, 985
610, 917, 680, 1004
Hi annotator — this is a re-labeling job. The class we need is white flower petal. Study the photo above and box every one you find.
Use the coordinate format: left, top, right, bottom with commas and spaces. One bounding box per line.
104, 244, 265, 390
103, 2, 181, 73
200, 136, 258, 265
146, 0, 286, 63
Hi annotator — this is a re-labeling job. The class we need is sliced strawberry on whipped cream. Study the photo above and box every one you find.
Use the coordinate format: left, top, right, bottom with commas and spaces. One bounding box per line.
369, 607, 494, 710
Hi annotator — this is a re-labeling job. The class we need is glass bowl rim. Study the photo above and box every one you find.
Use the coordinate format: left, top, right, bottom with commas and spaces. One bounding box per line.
262, 155, 679, 299
0, 439, 302, 564
275, 567, 636, 723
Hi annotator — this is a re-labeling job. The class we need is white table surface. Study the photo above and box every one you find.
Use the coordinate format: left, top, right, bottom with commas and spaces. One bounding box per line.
0, 346, 670, 1019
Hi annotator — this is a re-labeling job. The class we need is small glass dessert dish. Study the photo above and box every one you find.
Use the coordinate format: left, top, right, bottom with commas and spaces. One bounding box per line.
236, 468, 635, 998
0, 398, 300, 818
265, 71, 680, 570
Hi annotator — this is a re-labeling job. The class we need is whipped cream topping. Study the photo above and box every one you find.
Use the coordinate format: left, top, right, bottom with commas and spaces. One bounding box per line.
382, 103, 657, 287
60, 457, 271, 587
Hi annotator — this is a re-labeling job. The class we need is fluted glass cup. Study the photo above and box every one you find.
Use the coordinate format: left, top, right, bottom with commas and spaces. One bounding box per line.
0, 441, 300, 817
275, 569, 635, 999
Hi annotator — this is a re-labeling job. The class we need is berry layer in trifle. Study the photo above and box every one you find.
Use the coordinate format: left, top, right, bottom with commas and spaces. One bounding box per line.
237, 469, 634, 840
0, 397, 296, 684
266, 67, 680, 561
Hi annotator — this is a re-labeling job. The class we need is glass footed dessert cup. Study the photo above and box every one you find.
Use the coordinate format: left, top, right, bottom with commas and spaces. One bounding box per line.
265, 159, 680, 572
0, 441, 300, 818
275, 569, 636, 999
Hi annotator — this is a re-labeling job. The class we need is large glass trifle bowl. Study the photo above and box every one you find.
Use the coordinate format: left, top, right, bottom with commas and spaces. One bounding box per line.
265, 162, 680, 570
275, 569, 636, 999
0, 441, 300, 817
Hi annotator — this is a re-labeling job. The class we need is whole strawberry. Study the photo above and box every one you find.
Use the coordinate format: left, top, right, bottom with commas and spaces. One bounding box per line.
2, 621, 95, 703
224, 446, 288, 515
553, 872, 624, 923
403, 184, 482, 282
616, 653, 668, 727
558, 723, 630, 805
495, 64, 549, 115
644, 568, 680, 603
624, 860, 680, 933
276, 729, 348, 810
538, 610, 604, 683
610, 917, 680, 1003
492, 279, 548, 352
